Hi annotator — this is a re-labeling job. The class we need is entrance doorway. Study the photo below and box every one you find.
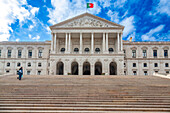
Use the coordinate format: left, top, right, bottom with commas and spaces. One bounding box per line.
56, 62, 64, 75
83, 62, 90, 75
71, 62, 78, 75
95, 62, 102, 75
110, 62, 117, 75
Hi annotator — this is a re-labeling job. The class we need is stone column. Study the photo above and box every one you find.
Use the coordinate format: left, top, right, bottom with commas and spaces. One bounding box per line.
103, 33, 105, 53
91, 33, 94, 54
68, 33, 71, 53
117, 33, 120, 52
54, 33, 57, 53
51, 33, 54, 52
80, 33, 82, 54
65, 33, 68, 52
106, 33, 108, 53
79, 64, 83, 75
91, 64, 94, 75
120, 33, 123, 51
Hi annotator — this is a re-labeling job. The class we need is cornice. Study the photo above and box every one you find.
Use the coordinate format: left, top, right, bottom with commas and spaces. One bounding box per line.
123, 41, 170, 45
0, 41, 51, 45
124, 58, 170, 60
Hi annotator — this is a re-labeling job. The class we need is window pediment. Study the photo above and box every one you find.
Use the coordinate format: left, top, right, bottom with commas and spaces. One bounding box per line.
163, 46, 169, 50
38, 47, 44, 50
7, 47, 13, 50
152, 47, 158, 50
27, 47, 34, 50
130, 47, 137, 50
141, 46, 148, 50
17, 47, 23, 50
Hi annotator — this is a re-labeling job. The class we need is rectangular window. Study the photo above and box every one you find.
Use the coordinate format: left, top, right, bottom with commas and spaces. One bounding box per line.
132, 50, 136, 58
27, 71, 31, 75
124, 71, 126, 75
154, 63, 158, 67
143, 50, 147, 58
165, 63, 169, 67
164, 50, 168, 58
133, 63, 136, 67
144, 63, 147, 67
133, 71, 137, 75
8, 50, 12, 58
153, 50, 157, 58
38, 49, 43, 58
28, 50, 32, 58
38, 71, 41, 75
18, 50, 22, 58
0, 50, 1, 57
166, 71, 169, 74
144, 71, 148, 75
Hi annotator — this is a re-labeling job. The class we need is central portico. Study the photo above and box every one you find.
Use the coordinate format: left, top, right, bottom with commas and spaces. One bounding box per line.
49, 13, 124, 75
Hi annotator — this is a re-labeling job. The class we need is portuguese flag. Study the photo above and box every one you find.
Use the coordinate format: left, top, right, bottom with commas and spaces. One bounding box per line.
87, 3, 94, 8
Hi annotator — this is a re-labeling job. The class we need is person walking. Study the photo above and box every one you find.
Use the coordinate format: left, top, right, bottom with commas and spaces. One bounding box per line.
18, 67, 23, 80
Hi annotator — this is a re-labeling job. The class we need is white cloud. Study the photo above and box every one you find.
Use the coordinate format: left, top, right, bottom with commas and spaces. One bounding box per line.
29, 34, 32, 39
29, 34, 40, 41
141, 25, 165, 41
32, 35, 40, 40
0, 0, 39, 42
120, 16, 136, 37
47, 0, 102, 24
107, 10, 120, 23
156, 0, 170, 16
98, 0, 112, 8
29, 25, 34, 30
16, 38, 20, 42
114, 0, 127, 8
30, 7, 39, 16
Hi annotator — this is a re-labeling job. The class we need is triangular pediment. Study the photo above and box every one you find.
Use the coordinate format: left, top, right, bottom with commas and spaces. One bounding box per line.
50, 13, 124, 29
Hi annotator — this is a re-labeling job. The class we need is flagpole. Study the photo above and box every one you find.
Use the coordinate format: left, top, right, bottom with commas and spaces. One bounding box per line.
86, 2, 87, 13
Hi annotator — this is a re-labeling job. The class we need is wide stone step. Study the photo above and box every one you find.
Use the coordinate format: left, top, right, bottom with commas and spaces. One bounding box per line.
0, 97, 170, 99
1, 110, 169, 113
0, 99, 169, 103
0, 107, 170, 111
1, 104, 170, 108
1, 101, 170, 105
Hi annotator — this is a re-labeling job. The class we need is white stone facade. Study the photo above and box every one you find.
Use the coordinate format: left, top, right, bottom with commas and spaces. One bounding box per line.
0, 13, 169, 75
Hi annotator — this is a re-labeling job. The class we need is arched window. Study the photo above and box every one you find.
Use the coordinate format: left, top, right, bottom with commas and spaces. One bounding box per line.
60, 48, 65, 52
109, 48, 114, 53
17, 62, 21, 67
7, 62, 10, 67
38, 63, 42, 67
95, 48, 100, 53
84, 48, 90, 52
28, 62, 31, 67
74, 48, 79, 52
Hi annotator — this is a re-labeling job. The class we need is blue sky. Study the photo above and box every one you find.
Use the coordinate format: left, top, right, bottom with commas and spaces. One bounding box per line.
0, 0, 169, 42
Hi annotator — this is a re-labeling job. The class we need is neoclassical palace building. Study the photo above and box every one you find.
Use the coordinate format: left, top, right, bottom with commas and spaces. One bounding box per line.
0, 13, 170, 75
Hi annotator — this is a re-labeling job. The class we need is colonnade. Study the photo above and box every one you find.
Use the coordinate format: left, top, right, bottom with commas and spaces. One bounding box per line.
51, 32, 123, 54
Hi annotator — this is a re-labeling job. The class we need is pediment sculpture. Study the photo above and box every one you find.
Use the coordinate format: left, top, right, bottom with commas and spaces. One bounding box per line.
64, 17, 111, 27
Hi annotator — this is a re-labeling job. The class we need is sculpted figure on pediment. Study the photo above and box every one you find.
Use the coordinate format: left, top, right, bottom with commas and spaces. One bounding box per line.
65, 17, 110, 27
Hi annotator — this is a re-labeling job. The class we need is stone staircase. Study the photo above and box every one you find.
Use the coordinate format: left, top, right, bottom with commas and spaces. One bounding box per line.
0, 75, 170, 113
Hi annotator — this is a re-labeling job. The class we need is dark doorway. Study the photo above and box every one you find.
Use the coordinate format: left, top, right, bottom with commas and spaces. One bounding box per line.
83, 62, 90, 75
95, 62, 102, 75
110, 62, 117, 75
56, 62, 64, 75
71, 62, 78, 75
